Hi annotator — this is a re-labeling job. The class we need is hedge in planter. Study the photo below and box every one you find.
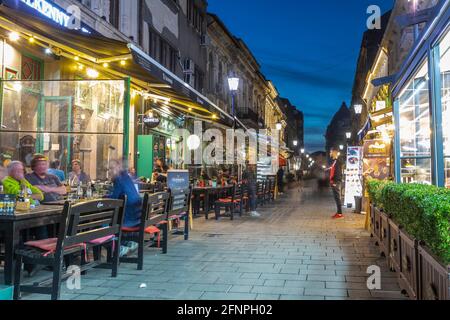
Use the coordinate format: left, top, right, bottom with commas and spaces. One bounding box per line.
378, 183, 450, 265
367, 179, 394, 209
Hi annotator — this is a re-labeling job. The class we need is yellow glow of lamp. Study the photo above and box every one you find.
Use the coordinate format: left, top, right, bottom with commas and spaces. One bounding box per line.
9, 31, 20, 42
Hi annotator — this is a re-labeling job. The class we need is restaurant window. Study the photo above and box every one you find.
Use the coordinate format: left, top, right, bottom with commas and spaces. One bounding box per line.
0, 80, 126, 181
148, 27, 159, 60
397, 60, 432, 184
439, 29, 450, 188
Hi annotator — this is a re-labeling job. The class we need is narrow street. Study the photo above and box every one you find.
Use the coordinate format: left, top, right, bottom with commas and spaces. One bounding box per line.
25, 180, 406, 300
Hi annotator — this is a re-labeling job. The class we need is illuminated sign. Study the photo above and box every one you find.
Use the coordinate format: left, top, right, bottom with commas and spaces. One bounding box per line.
18, 0, 90, 33
21, 0, 71, 27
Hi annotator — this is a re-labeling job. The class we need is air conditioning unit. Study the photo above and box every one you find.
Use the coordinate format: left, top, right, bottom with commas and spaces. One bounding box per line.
200, 34, 209, 46
183, 58, 195, 74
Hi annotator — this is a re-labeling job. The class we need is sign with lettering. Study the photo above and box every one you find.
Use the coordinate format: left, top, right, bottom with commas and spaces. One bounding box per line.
167, 170, 190, 191
3, 0, 91, 33
143, 112, 161, 129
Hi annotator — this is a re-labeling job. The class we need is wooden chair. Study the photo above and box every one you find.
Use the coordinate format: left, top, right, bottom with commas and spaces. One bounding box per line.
13, 198, 126, 300
241, 183, 250, 212
168, 187, 192, 241
268, 178, 276, 202
120, 192, 170, 270
214, 184, 242, 220
256, 181, 265, 207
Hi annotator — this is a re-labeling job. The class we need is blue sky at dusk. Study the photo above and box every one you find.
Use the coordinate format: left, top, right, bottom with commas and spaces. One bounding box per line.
208, 0, 394, 152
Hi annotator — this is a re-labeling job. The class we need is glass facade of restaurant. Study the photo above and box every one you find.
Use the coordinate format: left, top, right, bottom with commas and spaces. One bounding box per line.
0, 79, 128, 181
394, 8, 450, 188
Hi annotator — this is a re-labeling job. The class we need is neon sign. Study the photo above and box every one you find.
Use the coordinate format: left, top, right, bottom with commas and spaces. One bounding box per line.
21, 0, 70, 27
19, 0, 90, 33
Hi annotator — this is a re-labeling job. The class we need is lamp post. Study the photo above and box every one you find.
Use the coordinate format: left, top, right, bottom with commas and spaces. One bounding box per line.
228, 76, 240, 129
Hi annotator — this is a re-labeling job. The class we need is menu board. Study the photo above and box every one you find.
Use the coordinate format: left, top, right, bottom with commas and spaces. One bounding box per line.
363, 139, 391, 180
344, 147, 363, 208
167, 170, 190, 191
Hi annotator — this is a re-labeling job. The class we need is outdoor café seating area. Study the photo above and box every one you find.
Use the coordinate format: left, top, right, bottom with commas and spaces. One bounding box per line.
0, 174, 279, 300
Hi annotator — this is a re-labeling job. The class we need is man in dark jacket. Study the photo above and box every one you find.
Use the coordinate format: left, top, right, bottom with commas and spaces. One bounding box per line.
328, 147, 344, 219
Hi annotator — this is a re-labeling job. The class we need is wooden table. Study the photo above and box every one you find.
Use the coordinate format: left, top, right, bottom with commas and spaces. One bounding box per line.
192, 186, 233, 219
0, 205, 64, 285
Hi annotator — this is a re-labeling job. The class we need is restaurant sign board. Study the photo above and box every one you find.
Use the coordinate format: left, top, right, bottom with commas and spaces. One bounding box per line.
167, 170, 190, 191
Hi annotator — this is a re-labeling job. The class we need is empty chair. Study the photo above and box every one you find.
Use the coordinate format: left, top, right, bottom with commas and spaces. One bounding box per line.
256, 181, 265, 207
168, 187, 192, 241
120, 192, 170, 270
214, 184, 242, 220
14, 198, 126, 300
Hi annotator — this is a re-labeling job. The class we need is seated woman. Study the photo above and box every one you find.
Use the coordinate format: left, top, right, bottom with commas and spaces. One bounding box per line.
2, 161, 44, 204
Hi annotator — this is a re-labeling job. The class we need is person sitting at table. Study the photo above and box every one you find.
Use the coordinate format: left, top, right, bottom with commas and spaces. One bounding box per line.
26, 154, 67, 204
2, 161, 44, 204
48, 159, 65, 182
200, 169, 210, 181
68, 159, 90, 186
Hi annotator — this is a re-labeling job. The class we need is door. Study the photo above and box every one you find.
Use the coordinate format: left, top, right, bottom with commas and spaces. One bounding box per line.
137, 135, 153, 179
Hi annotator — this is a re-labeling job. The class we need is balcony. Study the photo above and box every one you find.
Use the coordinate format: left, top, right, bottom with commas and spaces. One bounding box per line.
236, 108, 264, 129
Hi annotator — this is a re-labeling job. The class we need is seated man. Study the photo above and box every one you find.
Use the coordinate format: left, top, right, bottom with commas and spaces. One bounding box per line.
2, 161, 44, 204
25, 154, 67, 204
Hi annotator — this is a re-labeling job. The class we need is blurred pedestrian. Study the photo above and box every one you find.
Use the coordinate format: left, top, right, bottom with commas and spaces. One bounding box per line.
242, 161, 260, 217
327, 147, 344, 219
277, 167, 285, 194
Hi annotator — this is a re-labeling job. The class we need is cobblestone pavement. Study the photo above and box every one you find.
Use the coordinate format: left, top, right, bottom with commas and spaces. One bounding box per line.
23, 180, 407, 300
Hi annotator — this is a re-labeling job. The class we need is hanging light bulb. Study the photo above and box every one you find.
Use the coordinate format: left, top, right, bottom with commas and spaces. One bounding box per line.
120, 60, 126, 66
74, 56, 80, 61
9, 31, 20, 42
103, 62, 109, 68
28, 36, 35, 43
86, 68, 99, 78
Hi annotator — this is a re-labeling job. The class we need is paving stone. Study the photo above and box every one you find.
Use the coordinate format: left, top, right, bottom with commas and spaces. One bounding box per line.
263, 279, 286, 287
200, 292, 257, 300
189, 284, 232, 292
281, 295, 325, 300
305, 288, 348, 297
228, 285, 254, 293
285, 280, 325, 289
256, 294, 280, 300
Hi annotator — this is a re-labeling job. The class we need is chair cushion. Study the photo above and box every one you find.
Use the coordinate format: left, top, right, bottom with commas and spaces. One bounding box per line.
122, 226, 140, 233
89, 235, 115, 245
145, 226, 160, 235
24, 238, 86, 257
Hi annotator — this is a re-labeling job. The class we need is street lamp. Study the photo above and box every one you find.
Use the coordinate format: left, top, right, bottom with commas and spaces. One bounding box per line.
228, 76, 240, 129
187, 135, 201, 151
339, 145, 344, 151
275, 122, 282, 131
301, 148, 305, 154
293, 140, 298, 147
354, 104, 363, 115
346, 132, 352, 139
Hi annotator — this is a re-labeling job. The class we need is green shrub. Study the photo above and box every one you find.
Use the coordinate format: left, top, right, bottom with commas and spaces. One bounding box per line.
367, 179, 394, 208
375, 182, 450, 265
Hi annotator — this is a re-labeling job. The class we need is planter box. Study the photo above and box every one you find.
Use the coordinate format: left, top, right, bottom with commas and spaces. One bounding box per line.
379, 211, 390, 257
0, 285, 13, 300
418, 244, 450, 300
389, 219, 401, 273
370, 203, 376, 238
373, 206, 382, 245
398, 229, 419, 300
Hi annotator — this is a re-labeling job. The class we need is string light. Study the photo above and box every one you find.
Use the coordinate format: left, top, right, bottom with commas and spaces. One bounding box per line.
28, 36, 35, 43
103, 62, 109, 68
74, 56, 80, 61
45, 48, 52, 55
86, 68, 99, 78
9, 31, 20, 42
120, 60, 126, 66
